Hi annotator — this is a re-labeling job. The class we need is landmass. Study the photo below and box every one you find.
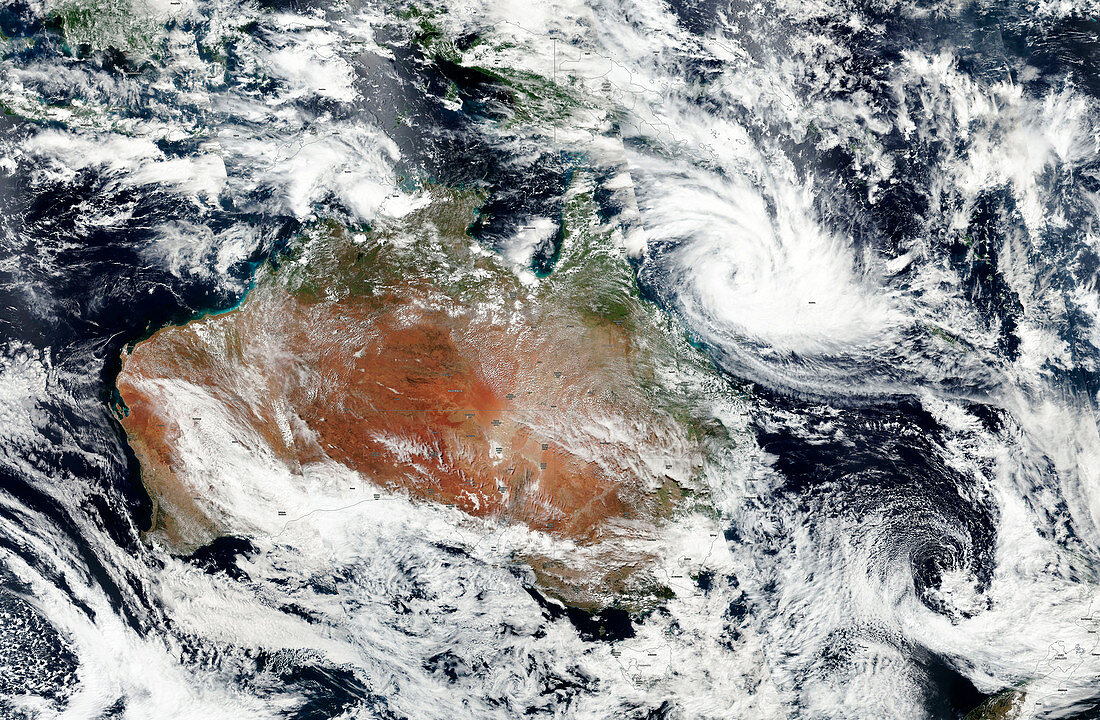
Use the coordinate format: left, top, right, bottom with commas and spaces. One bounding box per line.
115, 176, 722, 608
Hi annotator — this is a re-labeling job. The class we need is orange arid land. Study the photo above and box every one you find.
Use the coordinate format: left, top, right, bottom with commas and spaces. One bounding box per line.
116, 180, 717, 607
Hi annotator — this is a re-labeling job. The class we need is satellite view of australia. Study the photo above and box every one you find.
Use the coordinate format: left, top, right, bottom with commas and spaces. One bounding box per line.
2, 0, 1100, 718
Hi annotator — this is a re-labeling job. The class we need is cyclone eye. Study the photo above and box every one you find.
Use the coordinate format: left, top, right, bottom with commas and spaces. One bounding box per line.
910, 533, 988, 622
